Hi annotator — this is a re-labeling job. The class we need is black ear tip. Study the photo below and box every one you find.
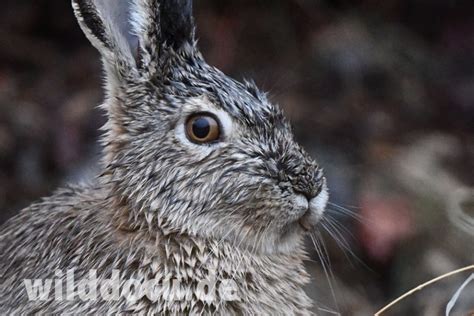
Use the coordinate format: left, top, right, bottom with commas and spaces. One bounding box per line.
72, 0, 111, 49
160, 0, 195, 48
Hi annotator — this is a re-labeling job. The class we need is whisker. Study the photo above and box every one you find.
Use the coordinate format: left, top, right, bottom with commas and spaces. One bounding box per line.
316, 231, 341, 312
327, 202, 365, 223
322, 217, 353, 250
231, 214, 257, 280
196, 213, 248, 273
321, 216, 373, 272
317, 306, 342, 316
328, 201, 361, 211
320, 221, 356, 269
310, 233, 340, 314
324, 214, 356, 239
252, 221, 273, 255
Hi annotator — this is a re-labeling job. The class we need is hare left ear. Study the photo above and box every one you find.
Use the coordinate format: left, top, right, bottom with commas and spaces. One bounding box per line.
72, 0, 139, 71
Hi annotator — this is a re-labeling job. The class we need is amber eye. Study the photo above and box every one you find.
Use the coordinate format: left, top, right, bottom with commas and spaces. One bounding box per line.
185, 113, 221, 144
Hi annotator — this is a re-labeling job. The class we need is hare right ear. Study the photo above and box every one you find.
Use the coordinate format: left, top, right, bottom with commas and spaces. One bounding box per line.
72, 0, 138, 76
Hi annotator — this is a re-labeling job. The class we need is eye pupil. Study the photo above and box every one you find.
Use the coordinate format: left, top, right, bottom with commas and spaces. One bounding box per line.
192, 118, 211, 139
186, 113, 221, 144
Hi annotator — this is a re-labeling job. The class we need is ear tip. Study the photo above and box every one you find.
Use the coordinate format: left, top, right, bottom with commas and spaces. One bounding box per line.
71, 0, 112, 51
160, 0, 196, 49
71, 0, 89, 11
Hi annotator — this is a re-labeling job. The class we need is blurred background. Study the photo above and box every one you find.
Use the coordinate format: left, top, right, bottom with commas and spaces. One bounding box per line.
0, 0, 473, 314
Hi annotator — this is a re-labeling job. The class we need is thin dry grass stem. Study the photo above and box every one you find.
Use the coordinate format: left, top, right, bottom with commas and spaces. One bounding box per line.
374, 265, 474, 316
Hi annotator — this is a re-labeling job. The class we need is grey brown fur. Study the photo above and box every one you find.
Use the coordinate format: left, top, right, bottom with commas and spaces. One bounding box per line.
0, 0, 328, 314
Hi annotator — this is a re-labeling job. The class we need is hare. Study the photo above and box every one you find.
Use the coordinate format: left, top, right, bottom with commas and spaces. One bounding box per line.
0, 0, 328, 314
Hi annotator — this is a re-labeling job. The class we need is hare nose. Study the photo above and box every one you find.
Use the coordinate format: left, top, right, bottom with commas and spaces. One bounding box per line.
292, 168, 324, 200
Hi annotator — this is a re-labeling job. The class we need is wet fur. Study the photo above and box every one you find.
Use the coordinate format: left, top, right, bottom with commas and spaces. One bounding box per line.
0, 0, 325, 314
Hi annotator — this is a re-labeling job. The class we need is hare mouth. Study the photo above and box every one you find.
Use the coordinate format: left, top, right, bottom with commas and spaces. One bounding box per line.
298, 212, 313, 231
297, 187, 329, 232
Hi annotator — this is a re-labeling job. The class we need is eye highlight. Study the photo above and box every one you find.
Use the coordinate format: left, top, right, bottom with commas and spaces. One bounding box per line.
186, 113, 221, 144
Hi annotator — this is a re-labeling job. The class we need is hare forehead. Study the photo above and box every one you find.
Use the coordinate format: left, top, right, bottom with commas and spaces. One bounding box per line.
189, 66, 283, 125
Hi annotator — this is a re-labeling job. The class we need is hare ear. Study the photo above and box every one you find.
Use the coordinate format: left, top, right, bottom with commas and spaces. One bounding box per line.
72, 0, 138, 73
73, 0, 195, 79
158, 0, 194, 49
132, 0, 195, 75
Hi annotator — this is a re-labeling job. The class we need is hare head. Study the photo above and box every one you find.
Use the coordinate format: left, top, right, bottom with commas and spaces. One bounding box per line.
72, 0, 328, 254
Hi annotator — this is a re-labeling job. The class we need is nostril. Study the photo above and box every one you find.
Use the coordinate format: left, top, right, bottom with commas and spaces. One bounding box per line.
293, 170, 325, 200
294, 188, 315, 201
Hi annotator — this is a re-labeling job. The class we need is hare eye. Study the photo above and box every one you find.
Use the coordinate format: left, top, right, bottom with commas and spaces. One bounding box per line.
186, 113, 220, 144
